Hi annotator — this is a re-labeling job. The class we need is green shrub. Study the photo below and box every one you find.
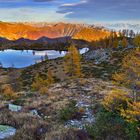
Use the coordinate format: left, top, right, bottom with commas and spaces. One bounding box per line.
13, 98, 25, 106
59, 100, 77, 121
86, 107, 139, 140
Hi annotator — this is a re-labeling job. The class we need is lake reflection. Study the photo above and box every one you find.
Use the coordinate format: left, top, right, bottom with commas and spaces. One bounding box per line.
0, 48, 89, 68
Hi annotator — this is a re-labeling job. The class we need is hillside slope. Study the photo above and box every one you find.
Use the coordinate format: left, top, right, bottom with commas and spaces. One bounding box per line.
73, 28, 110, 42
0, 22, 83, 40
0, 22, 110, 42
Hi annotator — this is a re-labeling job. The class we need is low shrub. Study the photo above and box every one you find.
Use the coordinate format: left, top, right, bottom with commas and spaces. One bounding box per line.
86, 107, 139, 140
59, 100, 77, 121
2, 85, 17, 100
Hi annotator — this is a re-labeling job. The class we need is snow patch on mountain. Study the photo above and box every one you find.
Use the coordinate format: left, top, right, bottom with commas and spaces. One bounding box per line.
96, 23, 140, 32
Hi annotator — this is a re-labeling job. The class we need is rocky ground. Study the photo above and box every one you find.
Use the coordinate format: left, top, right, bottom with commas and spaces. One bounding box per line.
0, 47, 126, 91
0, 77, 130, 140
0, 47, 135, 139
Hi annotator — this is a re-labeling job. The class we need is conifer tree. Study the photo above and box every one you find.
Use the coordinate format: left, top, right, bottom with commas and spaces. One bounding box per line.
113, 48, 140, 101
46, 68, 54, 85
121, 37, 128, 48
111, 31, 119, 48
32, 69, 54, 94
121, 101, 140, 123
32, 74, 47, 91
64, 45, 82, 78
108, 36, 113, 48
102, 88, 129, 112
133, 34, 140, 47
118, 30, 123, 38
113, 39, 119, 48
102, 89, 140, 123
2, 85, 17, 99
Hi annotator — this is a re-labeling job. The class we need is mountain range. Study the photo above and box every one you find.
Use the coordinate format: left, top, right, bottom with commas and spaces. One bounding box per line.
0, 21, 110, 41
1, 21, 139, 50
97, 23, 140, 32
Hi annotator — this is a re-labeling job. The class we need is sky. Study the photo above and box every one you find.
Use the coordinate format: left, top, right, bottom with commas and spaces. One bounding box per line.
0, 0, 140, 24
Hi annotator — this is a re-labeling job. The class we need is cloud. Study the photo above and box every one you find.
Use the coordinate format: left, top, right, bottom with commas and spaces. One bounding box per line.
0, 0, 22, 2
57, 0, 140, 23
61, 0, 87, 7
0, 0, 55, 2
33, 0, 54, 2
0, 0, 140, 23
0, 7, 67, 22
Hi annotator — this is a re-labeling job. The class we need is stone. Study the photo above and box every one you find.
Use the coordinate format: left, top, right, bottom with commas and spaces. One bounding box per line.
8, 104, 22, 112
65, 100, 95, 130
30, 109, 41, 118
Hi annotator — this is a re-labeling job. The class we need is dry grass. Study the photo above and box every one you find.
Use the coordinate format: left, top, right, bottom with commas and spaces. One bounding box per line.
0, 109, 48, 140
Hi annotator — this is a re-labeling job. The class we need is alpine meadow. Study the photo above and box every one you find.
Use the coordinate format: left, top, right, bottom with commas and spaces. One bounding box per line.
0, 0, 140, 140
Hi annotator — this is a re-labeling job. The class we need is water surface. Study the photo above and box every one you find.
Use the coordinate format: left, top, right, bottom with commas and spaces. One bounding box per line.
0, 48, 88, 68
0, 125, 16, 139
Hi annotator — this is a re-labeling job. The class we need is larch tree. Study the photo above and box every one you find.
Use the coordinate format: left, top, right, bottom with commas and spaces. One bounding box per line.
102, 88, 140, 123
133, 34, 140, 47
108, 36, 113, 48
102, 88, 129, 112
32, 74, 47, 91
32, 69, 54, 95
46, 68, 54, 85
121, 37, 128, 48
112, 31, 119, 48
108, 31, 118, 48
2, 85, 17, 99
113, 39, 119, 48
121, 101, 140, 123
113, 48, 140, 102
64, 45, 82, 78
109, 31, 114, 47
118, 30, 123, 38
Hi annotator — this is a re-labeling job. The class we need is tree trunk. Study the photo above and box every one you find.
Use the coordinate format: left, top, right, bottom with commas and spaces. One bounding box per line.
133, 90, 137, 102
